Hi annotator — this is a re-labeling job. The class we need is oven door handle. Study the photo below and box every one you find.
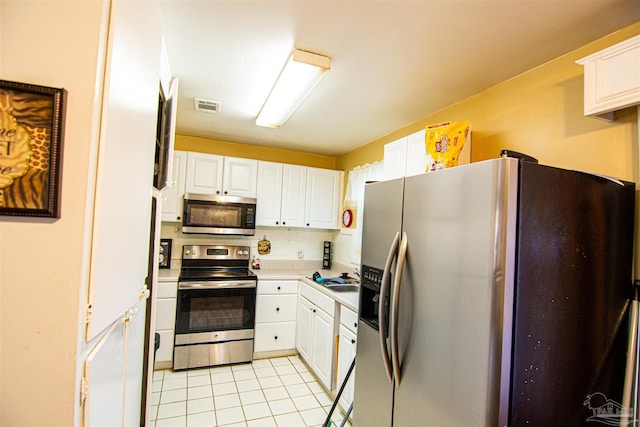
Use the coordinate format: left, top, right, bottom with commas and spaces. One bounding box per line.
178, 280, 257, 290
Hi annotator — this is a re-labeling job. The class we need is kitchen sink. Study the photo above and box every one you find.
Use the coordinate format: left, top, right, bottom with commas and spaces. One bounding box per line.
324, 284, 359, 293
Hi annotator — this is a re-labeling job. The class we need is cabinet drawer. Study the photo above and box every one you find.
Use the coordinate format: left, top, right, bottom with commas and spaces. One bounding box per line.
258, 280, 298, 295
155, 298, 177, 330
340, 305, 358, 334
155, 329, 175, 363
156, 281, 177, 299
299, 282, 334, 315
256, 294, 298, 322
254, 322, 297, 352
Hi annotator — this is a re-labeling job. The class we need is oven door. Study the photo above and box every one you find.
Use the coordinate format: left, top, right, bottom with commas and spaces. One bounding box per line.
175, 281, 256, 342
173, 280, 257, 369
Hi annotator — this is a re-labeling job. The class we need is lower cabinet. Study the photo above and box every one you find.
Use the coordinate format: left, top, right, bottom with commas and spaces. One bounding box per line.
154, 280, 177, 365
254, 280, 298, 353
337, 306, 358, 413
296, 282, 337, 390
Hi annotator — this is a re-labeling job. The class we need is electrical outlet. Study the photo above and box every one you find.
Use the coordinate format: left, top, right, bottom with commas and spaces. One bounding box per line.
297, 250, 304, 259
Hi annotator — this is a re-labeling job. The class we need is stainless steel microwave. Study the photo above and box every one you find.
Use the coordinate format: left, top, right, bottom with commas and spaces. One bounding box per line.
182, 193, 256, 236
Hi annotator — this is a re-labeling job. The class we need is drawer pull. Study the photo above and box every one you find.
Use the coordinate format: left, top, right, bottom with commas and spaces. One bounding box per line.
277, 286, 281, 290
354, 322, 357, 328
351, 339, 356, 344
313, 309, 316, 313
276, 307, 280, 311
274, 336, 278, 340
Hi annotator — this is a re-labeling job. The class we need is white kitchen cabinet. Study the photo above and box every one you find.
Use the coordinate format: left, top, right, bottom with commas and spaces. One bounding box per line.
185, 152, 224, 195
256, 161, 284, 226
256, 162, 308, 227
254, 280, 298, 353
184, 153, 258, 197
296, 282, 337, 390
223, 156, 258, 198
576, 35, 640, 119
161, 150, 187, 222
305, 167, 341, 229
337, 306, 358, 413
153, 280, 177, 365
383, 129, 427, 179
281, 164, 308, 227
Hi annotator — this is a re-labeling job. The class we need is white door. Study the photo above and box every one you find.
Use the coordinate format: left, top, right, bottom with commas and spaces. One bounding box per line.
161, 150, 187, 222
305, 167, 340, 229
86, 0, 162, 339
256, 161, 283, 226
281, 165, 307, 227
222, 157, 258, 197
185, 152, 223, 195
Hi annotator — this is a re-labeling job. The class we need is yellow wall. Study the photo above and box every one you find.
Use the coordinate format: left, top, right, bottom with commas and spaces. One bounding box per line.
337, 22, 640, 184
175, 134, 338, 169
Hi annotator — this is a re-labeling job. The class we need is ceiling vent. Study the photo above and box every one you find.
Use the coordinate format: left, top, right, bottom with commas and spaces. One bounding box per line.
194, 98, 221, 114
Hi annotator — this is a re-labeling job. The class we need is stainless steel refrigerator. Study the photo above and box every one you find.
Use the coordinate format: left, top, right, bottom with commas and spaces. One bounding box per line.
352, 157, 635, 427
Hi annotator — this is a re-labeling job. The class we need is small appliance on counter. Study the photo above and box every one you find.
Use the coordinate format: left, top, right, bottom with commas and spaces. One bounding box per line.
322, 241, 332, 269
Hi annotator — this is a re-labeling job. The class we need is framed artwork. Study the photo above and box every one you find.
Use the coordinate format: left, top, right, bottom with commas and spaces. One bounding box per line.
0, 79, 66, 218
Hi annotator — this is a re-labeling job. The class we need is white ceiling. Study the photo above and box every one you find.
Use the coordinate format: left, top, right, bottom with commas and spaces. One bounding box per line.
159, 1, 640, 156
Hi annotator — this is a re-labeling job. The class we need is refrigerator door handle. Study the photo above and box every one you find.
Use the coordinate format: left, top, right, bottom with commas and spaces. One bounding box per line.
379, 231, 400, 383
391, 231, 408, 388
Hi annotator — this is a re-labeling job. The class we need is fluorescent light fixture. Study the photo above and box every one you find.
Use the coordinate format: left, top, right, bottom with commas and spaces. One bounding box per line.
256, 49, 331, 128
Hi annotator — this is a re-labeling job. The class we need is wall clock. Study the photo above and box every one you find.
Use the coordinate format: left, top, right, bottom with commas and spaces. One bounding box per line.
342, 209, 353, 227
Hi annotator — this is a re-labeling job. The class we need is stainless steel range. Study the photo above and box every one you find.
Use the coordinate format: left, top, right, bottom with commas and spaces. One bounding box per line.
173, 244, 257, 370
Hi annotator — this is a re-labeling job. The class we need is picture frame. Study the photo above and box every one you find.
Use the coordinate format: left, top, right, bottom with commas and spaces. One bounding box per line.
0, 79, 67, 218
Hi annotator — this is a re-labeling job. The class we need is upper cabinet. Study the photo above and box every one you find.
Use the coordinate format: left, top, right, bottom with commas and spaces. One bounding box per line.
256, 161, 341, 229
383, 128, 471, 180
223, 157, 259, 198
305, 167, 340, 229
383, 129, 427, 180
161, 150, 187, 222
184, 152, 223, 194
184, 152, 257, 197
576, 35, 640, 120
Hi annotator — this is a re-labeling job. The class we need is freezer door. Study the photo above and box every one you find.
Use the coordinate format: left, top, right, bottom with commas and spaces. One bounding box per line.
353, 178, 404, 427
392, 159, 518, 427
360, 178, 405, 268
509, 162, 635, 426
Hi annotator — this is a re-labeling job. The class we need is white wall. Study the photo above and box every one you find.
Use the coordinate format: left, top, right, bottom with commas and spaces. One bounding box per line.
0, 1, 107, 425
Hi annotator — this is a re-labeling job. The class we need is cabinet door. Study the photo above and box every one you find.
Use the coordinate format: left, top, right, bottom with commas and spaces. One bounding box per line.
223, 157, 258, 197
405, 129, 427, 176
161, 150, 187, 222
155, 298, 177, 331
281, 164, 307, 227
383, 137, 408, 180
256, 161, 283, 226
185, 152, 223, 194
305, 167, 340, 229
338, 324, 357, 411
296, 296, 314, 362
311, 307, 335, 390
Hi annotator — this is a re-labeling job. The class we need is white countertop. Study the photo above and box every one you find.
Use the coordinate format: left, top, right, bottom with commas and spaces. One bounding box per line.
158, 264, 360, 312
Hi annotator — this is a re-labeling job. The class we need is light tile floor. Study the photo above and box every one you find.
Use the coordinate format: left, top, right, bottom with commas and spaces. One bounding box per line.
149, 355, 351, 427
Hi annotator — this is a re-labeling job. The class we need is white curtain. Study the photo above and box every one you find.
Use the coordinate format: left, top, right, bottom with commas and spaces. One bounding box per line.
344, 161, 384, 261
